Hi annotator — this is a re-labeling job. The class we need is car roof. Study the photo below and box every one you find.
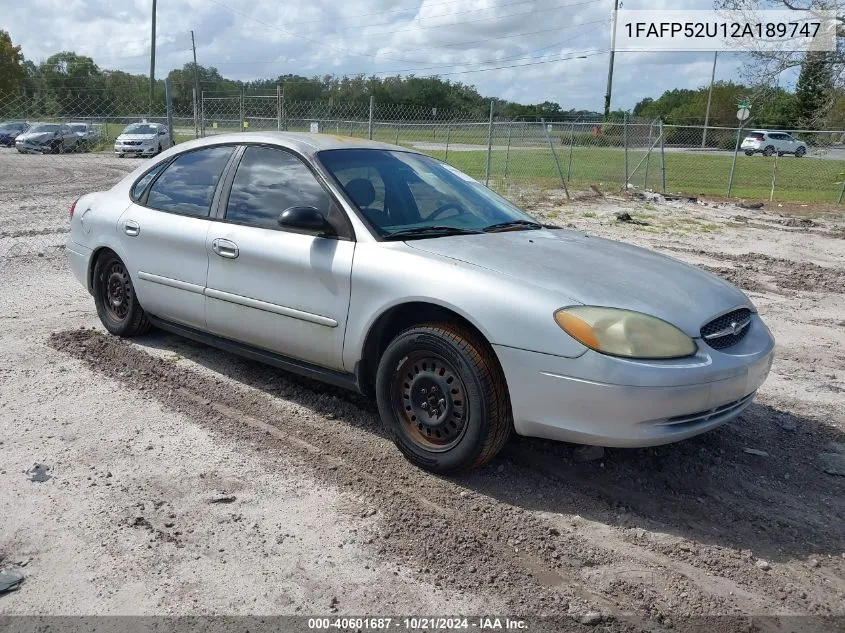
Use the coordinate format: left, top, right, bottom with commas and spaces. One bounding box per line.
170, 131, 414, 157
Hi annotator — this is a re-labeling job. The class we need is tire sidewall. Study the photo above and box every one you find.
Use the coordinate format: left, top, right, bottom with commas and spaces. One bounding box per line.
376, 328, 491, 473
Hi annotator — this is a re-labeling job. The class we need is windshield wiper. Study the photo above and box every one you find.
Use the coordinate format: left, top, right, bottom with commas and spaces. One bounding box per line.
482, 220, 544, 233
383, 226, 483, 241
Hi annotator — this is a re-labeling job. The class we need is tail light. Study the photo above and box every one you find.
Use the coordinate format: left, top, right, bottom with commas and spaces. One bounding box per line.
70, 197, 79, 220
755, 134, 765, 141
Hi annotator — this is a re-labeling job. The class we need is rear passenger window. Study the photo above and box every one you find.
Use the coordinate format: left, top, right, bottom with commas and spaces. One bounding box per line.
131, 161, 167, 201
225, 146, 332, 230
146, 146, 233, 216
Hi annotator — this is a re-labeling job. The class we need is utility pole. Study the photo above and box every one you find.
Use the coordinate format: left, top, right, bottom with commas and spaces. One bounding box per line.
603, 0, 620, 120
149, 0, 157, 116
191, 30, 200, 137
701, 51, 718, 148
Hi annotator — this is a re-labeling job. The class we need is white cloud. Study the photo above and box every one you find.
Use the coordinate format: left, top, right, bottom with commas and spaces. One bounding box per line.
5, 0, 747, 110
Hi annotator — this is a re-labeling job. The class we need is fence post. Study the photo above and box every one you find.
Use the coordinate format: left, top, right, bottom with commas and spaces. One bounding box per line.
368, 96, 374, 140
445, 125, 451, 163
200, 90, 205, 137
484, 101, 495, 186
277, 85, 282, 131
769, 154, 778, 201
623, 113, 629, 190
659, 119, 666, 193
395, 122, 401, 145
165, 78, 174, 146
192, 88, 198, 139
239, 89, 245, 131
503, 120, 513, 182
726, 122, 744, 197
542, 118, 570, 200
837, 174, 845, 204
567, 119, 577, 181
644, 120, 653, 189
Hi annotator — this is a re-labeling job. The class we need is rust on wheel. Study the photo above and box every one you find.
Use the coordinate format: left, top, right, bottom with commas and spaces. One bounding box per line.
101, 260, 132, 321
392, 351, 469, 452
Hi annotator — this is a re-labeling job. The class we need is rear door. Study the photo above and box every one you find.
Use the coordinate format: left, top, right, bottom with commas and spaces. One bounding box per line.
117, 145, 236, 329
204, 145, 355, 370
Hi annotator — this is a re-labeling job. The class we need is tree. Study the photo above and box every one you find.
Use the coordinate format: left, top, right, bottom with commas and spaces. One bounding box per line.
0, 30, 25, 94
794, 51, 833, 128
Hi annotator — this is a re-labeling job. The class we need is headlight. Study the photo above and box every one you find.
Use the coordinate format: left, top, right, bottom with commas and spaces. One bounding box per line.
554, 306, 697, 359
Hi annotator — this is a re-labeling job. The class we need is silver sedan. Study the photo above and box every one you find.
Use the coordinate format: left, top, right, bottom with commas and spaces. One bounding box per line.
66, 133, 774, 473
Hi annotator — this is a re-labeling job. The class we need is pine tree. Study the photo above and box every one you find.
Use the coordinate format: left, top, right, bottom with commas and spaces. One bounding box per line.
795, 51, 833, 129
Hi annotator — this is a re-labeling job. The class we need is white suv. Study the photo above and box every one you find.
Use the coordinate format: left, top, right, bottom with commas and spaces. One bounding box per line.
741, 130, 807, 157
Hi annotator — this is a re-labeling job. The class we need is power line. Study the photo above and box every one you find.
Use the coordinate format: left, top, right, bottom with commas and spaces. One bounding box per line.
375, 48, 606, 76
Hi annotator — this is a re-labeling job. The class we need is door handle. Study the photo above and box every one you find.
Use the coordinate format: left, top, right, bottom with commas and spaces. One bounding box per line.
212, 238, 239, 259
124, 220, 140, 237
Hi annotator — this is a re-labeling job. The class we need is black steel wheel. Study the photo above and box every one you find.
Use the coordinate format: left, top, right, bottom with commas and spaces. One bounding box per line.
376, 323, 512, 473
763, 145, 775, 156
795, 147, 806, 158
392, 351, 469, 452
92, 251, 152, 337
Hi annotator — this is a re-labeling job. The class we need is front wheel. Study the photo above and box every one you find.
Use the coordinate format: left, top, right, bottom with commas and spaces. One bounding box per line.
795, 147, 806, 157
92, 251, 152, 337
375, 323, 511, 474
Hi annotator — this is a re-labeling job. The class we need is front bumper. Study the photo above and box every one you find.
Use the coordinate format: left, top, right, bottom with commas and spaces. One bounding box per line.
495, 314, 775, 447
16, 141, 49, 153
114, 143, 156, 156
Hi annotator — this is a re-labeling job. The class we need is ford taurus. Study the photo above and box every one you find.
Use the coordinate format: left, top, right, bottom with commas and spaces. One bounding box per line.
66, 133, 775, 473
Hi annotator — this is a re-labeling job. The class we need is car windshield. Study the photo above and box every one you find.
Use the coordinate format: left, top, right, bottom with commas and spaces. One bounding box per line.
69, 124, 86, 131
30, 124, 59, 133
0, 123, 24, 131
318, 149, 540, 238
123, 124, 157, 135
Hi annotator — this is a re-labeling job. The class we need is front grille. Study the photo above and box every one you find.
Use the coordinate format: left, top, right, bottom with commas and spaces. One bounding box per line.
124, 141, 142, 146
701, 308, 752, 350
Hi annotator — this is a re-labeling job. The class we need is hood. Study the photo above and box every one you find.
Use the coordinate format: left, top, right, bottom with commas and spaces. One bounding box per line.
18, 132, 53, 142
117, 133, 156, 141
405, 229, 752, 337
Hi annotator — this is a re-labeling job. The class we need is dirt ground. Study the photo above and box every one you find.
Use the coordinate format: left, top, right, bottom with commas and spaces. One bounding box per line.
1, 150, 844, 631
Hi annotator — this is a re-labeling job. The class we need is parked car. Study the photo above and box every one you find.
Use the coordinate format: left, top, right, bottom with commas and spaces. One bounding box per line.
114, 122, 172, 157
741, 130, 807, 157
0, 121, 29, 147
15, 123, 78, 154
66, 133, 775, 473
68, 122, 103, 150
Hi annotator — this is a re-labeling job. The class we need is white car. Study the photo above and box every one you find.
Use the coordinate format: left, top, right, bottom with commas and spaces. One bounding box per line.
741, 130, 807, 157
114, 123, 173, 158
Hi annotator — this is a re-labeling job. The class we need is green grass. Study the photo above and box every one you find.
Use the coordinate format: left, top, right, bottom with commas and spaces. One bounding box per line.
416, 146, 845, 203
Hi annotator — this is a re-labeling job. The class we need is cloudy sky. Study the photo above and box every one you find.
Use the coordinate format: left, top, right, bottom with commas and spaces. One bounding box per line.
4, 0, 759, 111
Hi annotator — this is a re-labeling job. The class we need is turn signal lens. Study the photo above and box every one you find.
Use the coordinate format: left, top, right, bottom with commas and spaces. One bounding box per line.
554, 306, 697, 359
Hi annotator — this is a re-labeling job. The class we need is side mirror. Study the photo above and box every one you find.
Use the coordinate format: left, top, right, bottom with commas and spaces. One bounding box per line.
278, 206, 334, 235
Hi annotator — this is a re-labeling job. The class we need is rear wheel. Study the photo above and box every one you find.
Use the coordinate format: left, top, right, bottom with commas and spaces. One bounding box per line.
763, 145, 775, 156
375, 323, 511, 474
744, 150, 754, 156
92, 251, 152, 337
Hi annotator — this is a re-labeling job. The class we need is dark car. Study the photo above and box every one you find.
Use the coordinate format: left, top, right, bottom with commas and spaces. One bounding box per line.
0, 121, 29, 147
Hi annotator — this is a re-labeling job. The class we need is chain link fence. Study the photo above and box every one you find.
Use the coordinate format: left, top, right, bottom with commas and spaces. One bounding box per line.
3, 87, 845, 266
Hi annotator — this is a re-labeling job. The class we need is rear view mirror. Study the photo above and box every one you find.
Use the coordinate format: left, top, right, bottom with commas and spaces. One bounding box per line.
278, 206, 334, 235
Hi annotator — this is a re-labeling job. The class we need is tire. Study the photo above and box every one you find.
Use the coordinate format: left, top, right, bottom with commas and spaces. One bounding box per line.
117, 153, 124, 158
777, 152, 784, 157
92, 251, 152, 337
795, 147, 806, 157
763, 145, 775, 157
744, 150, 753, 156
375, 323, 511, 474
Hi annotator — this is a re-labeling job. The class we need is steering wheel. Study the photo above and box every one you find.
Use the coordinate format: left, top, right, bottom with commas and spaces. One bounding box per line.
427, 202, 467, 220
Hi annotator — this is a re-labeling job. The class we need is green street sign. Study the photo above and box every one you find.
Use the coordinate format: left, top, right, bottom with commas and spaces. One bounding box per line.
738, 99, 751, 110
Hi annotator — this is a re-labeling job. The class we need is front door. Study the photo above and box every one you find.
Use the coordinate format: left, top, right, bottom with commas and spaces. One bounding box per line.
204, 145, 355, 371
